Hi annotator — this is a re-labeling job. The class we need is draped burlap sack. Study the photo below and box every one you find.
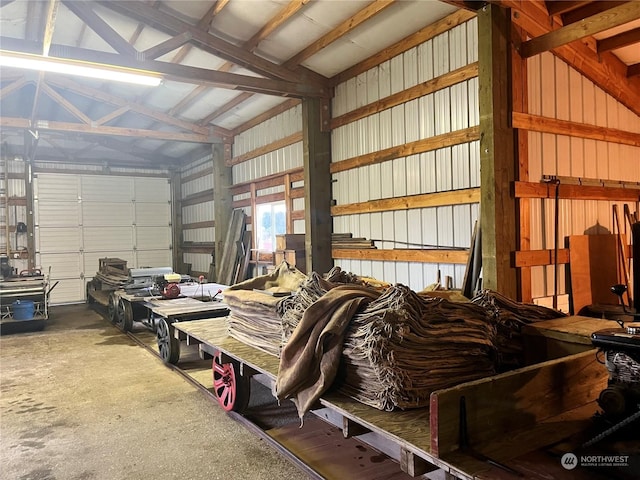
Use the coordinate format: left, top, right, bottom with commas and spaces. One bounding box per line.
471, 289, 566, 371
224, 262, 307, 356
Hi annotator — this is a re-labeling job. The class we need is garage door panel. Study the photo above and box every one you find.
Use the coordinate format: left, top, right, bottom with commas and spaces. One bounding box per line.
34, 174, 80, 201
84, 227, 134, 251
35, 201, 81, 227
136, 226, 170, 250
83, 202, 134, 226
81, 176, 133, 201
84, 251, 135, 277
38, 252, 82, 279
135, 177, 170, 202
37, 227, 82, 252
48, 278, 85, 305
137, 250, 172, 269
135, 203, 170, 226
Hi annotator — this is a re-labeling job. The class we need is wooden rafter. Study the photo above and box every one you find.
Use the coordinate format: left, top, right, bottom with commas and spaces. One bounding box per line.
42, 0, 60, 56
41, 82, 92, 124
629, 63, 640, 77
232, 98, 301, 136
521, 2, 640, 57
0, 77, 30, 101
597, 26, 640, 53
30, 73, 45, 124
561, 1, 627, 25
283, 0, 396, 68
94, 105, 130, 126
98, 1, 327, 85
199, 92, 253, 126
545, 1, 591, 17
89, 136, 176, 164
62, 0, 138, 56
169, 3, 219, 65
25, 1, 44, 42
1, 117, 213, 143
41, 136, 75, 158
143, 32, 193, 60
212, 0, 231, 16
168, 85, 209, 117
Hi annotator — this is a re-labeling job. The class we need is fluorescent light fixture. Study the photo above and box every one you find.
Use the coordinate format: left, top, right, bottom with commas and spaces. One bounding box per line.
0, 50, 163, 86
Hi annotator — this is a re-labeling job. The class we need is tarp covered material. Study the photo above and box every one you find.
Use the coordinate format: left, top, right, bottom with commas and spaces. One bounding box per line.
471, 289, 566, 371
224, 262, 307, 356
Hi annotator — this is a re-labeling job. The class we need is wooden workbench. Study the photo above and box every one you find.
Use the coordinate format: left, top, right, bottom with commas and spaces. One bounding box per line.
522, 315, 620, 364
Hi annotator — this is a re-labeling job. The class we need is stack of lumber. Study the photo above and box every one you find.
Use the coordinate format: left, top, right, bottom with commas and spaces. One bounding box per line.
275, 234, 306, 273
331, 233, 376, 249
218, 210, 250, 285
277, 271, 496, 412
224, 262, 307, 356
471, 289, 566, 371
93, 258, 129, 289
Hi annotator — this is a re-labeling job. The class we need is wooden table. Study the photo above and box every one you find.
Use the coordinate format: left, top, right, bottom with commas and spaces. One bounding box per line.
522, 315, 620, 364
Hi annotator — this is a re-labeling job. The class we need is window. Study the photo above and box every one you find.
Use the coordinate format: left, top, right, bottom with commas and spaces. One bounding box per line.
256, 202, 286, 251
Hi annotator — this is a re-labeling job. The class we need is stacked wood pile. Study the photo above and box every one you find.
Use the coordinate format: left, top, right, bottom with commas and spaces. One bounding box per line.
471, 289, 566, 371
277, 269, 496, 411
224, 262, 307, 356
92, 258, 129, 289
332, 233, 376, 249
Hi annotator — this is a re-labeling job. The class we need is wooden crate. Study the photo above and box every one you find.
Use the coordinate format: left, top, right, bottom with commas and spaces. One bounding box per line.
275, 249, 306, 273
275, 234, 305, 251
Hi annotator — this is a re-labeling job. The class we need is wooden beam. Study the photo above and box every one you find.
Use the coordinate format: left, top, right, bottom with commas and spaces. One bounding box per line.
283, 0, 396, 68
545, 0, 591, 17
331, 63, 478, 130
333, 248, 469, 264
521, 2, 640, 58
245, 0, 310, 52
330, 127, 480, 174
513, 111, 640, 147
0, 77, 29, 101
230, 167, 304, 195
42, 0, 60, 56
45, 75, 226, 138
332, 188, 481, 216
182, 221, 215, 230
94, 105, 130, 126
41, 82, 92, 124
98, 0, 327, 85
199, 92, 253, 126
514, 249, 570, 267
561, 1, 627, 25
30, 73, 44, 124
232, 99, 301, 136
514, 181, 640, 202
629, 62, 640, 77
89, 136, 176, 165
303, 97, 333, 274
597, 26, 640, 53
332, 9, 476, 86
1, 117, 213, 143
228, 132, 303, 166
479, 4, 517, 298
169, 3, 219, 65
213, 142, 232, 281
168, 85, 209, 117
182, 189, 214, 207
142, 32, 192, 60
62, 0, 138, 57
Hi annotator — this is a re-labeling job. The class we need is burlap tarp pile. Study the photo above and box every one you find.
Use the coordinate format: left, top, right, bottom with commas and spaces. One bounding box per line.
471, 289, 566, 370
223, 262, 307, 356
276, 270, 496, 417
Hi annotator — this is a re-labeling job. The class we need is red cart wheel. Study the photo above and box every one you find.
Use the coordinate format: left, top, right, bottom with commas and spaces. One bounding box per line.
212, 353, 250, 413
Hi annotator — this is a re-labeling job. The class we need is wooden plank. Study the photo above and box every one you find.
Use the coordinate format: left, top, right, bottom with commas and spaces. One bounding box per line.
520, 2, 640, 58
545, 0, 591, 17
41, 0, 60, 56
303, 97, 333, 275
513, 111, 640, 147
283, 0, 396, 68
332, 188, 480, 216
94, 105, 130, 126
332, 248, 469, 264
228, 132, 303, 166
514, 181, 640, 202
181, 189, 213, 207
430, 350, 608, 459
330, 63, 479, 130
479, 4, 517, 298
199, 92, 253, 126
182, 221, 215, 230
522, 315, 620, 345
331, 9, 476, 86
568, 234, 619, 314
230, 168, 304, 195
513, 248, 570, 267
41, 83, 92, 125
0, 77, 29, 101
212, 142, 233, 282
232, 99, 301, 136
142, 32, 192, 60
330, 127, 480, 174
597, 26, 640, 53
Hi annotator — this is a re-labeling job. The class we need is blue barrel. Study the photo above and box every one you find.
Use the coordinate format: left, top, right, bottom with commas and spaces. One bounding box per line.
12, 300, 35, 320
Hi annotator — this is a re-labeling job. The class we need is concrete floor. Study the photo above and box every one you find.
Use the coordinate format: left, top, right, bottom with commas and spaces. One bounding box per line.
0, 304, 309, 480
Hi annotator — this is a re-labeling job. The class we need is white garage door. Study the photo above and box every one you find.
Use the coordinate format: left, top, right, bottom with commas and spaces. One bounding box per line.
34, 173, 172, 304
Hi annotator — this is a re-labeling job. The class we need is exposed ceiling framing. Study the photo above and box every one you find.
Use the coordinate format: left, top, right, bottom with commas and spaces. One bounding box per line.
0, 0, 638, 169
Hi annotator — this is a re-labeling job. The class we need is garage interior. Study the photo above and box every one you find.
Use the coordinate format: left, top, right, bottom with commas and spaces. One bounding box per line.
1, 0, 640, 479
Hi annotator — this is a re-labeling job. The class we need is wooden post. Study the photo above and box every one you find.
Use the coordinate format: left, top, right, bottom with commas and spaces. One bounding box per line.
170, 169, 184, 273
213, 142, 232, 281
23, 130, 37, 270
478, 4, 518, 299
302, 97, 333, 274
